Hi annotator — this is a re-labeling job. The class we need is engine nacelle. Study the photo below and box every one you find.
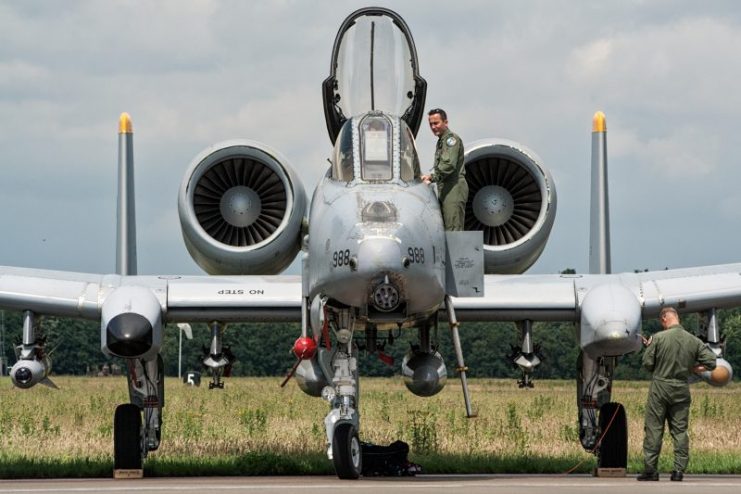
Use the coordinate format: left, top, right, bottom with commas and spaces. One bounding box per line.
101, 286, 163, 360
401, 350, 447, 397
178, 140, 306, 275
10, 356, 51, 389
464, 139, 557, 274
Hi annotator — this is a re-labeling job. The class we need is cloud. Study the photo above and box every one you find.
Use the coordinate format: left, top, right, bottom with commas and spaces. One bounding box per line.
610, 125, 720, 178
1, 1, 741, 275
568, 17, 741, 115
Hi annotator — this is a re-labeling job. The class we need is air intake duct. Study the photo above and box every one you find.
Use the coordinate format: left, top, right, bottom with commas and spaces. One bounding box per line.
178, 140, 306, 275
464, 139, 557, 274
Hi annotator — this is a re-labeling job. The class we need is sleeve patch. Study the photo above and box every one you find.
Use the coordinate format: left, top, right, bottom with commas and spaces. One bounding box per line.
446, 136, 457, 146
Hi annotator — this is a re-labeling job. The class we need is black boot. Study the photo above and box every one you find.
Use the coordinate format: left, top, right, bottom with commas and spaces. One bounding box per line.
637, 471, 659, 481
670, 471, 683, 482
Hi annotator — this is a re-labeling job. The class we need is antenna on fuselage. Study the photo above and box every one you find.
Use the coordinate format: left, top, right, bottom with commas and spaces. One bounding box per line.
116, 112, 137, 276
589, 111, 611, 274
370, 21, 376, 110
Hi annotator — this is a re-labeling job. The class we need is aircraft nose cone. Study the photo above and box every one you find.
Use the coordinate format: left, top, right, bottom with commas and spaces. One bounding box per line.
357, 236, 402, 270
220, 186, 261, 227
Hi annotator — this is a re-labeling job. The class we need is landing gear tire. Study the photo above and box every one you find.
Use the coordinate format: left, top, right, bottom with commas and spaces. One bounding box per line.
598, 402, 627, 468
114, 403, 142, 470
332, 423, 362, 479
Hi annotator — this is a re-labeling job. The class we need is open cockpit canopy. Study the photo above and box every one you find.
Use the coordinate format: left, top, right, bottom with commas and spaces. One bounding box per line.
323, 7, 427, 144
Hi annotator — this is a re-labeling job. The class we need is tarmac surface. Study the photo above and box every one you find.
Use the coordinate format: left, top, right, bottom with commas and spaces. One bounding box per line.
1, 475, 741, 494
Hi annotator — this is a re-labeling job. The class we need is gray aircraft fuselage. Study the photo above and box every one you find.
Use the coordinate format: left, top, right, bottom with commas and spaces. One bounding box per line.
306, 115, 446, 330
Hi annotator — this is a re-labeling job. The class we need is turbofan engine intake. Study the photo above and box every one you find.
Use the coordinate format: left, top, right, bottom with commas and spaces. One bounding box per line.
464, 139, 557, 274
178, 140, 306, 275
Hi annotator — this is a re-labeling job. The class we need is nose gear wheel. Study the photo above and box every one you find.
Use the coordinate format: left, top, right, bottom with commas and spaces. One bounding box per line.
333, 423, 362, 479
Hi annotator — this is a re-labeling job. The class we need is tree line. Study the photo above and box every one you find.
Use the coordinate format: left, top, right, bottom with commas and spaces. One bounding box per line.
1, 307, 739, 382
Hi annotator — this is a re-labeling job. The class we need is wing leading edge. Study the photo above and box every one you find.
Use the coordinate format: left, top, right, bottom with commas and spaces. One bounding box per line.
0, 266, 302, 323
453, 263, 741, 322
4, 264, 741, 325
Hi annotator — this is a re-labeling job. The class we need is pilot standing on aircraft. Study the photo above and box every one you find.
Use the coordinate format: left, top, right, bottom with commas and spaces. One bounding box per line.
637, 307, 717, 482
422, 108, 468, 231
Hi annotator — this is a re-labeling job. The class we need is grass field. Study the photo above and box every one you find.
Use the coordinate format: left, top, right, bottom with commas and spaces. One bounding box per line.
0, 376, 739, 477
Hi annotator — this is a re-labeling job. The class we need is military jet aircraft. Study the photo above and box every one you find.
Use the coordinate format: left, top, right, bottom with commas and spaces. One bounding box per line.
0, 6, 735, 480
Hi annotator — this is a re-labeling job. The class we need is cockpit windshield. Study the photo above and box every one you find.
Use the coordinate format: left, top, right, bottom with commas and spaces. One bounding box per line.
331, 114, 420, 184
399, 120, 421, 182
332, 120, 354, 182
360, 115, 392, 181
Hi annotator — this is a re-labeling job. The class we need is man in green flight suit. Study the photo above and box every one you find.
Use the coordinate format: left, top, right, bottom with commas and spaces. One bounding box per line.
637, 306, 717, 482
421, 108, 468, 231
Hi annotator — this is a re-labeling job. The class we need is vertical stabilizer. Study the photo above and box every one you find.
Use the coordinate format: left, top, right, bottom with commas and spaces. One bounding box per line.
589, 111, 611, 274
116, 113, 137, 275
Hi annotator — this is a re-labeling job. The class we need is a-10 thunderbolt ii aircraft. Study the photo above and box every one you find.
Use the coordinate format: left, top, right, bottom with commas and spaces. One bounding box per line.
0, 6, 736, 479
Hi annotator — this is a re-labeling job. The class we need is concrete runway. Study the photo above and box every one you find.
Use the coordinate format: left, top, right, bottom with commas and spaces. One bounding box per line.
1, 475, 741, 494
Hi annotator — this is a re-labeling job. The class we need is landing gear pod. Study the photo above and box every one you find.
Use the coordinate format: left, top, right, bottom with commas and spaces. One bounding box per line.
579, 283, 642, 358
101, 286, 163, 360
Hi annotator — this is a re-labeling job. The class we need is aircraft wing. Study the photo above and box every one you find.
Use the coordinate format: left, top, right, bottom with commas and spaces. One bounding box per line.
6, 263, 741, 325
0, 266, 302, 323
453, 263, 741, 322
165, 275, 302, 322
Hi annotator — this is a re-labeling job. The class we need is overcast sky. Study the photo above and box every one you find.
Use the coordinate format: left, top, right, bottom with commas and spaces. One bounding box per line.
1, 0, 740, 276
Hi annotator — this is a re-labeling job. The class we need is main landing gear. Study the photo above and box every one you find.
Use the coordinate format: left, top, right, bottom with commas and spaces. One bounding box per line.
113, 404, 142, 470
576, 352, 627, 469
113, 355, 164, 472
